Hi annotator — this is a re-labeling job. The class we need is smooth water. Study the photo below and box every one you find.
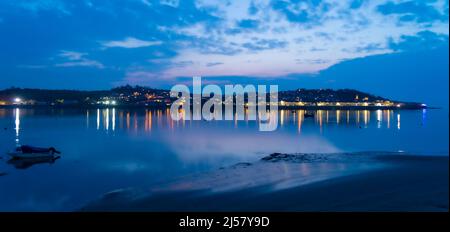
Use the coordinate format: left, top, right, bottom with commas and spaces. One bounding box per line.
0, 108, 448, 211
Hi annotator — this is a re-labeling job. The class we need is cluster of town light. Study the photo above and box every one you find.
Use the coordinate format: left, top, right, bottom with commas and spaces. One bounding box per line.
279, 100, 402, 108
6, 96, 426, 108
104, 100, 117, 105
96, 100, 117, 105
11, 97, 120, 106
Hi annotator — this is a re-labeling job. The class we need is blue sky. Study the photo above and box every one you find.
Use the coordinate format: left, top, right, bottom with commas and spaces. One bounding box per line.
0, 0, 448, 104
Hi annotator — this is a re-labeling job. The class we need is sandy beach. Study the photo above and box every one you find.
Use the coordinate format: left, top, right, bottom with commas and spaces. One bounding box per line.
83, 152, 449, 212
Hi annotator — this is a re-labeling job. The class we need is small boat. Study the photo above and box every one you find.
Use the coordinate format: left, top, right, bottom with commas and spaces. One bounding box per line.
7, 145, 61, 159
7, 151, 58, 159
304, 112, 315, 118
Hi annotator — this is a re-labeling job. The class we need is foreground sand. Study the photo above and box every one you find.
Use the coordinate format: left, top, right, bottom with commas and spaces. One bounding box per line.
83, 153, 449, 212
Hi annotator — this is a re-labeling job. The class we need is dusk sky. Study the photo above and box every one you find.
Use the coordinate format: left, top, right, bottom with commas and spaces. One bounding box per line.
0, 0, 448, 105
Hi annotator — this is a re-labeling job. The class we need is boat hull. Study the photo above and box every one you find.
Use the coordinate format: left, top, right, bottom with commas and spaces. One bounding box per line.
7, 152, 57, 159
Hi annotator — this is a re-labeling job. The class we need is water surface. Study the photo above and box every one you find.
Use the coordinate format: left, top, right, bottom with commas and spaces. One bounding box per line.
0, 108, 448, 211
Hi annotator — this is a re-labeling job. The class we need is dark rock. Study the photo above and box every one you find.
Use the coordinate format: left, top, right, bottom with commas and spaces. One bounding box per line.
261, 153, 331, 163
231, 162, 252, 168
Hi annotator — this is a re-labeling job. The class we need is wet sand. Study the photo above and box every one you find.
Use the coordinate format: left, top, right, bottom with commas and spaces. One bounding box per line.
83, 153, 449, 212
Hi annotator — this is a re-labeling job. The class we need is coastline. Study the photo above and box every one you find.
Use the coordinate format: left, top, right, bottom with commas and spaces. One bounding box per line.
82, 152, 449, 212
0, 104, 428, 110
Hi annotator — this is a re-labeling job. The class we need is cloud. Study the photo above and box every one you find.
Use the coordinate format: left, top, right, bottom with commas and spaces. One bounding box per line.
148, 0, 448, 79
389, 30, 449, 51
0, 0, 449, 88
378, 1, 448, 23
352, 43, 389, 54
183, 35, 243, 55
242, 39, 288, 51
248, 1, 259, 15
225, 19, 263, 35
236, 19, 260, 29
296, 59, 331, 65
170, 60, 194, 68
206, 62, 223, 67
314, 32, 334, 41
160, 0, 180, 8
102, 37, 163, 49
270, 0, 331, 24
350, 0, 364, 9
55, 60, 104, 69
59, 51, 86, 61
56, 50, 104, 69
310, 47, 326, 52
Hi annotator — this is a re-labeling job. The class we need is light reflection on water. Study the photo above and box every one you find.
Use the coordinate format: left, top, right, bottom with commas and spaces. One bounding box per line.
7, 108, 446, 160
14, 108, 20, 145
6, 108, 446, 158
73, 109, 407, 132
0, 107, 448, 211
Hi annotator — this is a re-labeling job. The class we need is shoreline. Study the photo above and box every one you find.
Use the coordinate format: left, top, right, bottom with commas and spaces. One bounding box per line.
0, 105, 429, 110
82, 152, 449, 212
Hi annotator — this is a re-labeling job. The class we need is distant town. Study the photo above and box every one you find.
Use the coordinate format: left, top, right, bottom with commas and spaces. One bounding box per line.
0, 85, 426, 109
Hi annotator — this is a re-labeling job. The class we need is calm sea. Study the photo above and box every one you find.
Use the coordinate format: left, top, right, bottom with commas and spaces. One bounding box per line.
0, 108, 448, 211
